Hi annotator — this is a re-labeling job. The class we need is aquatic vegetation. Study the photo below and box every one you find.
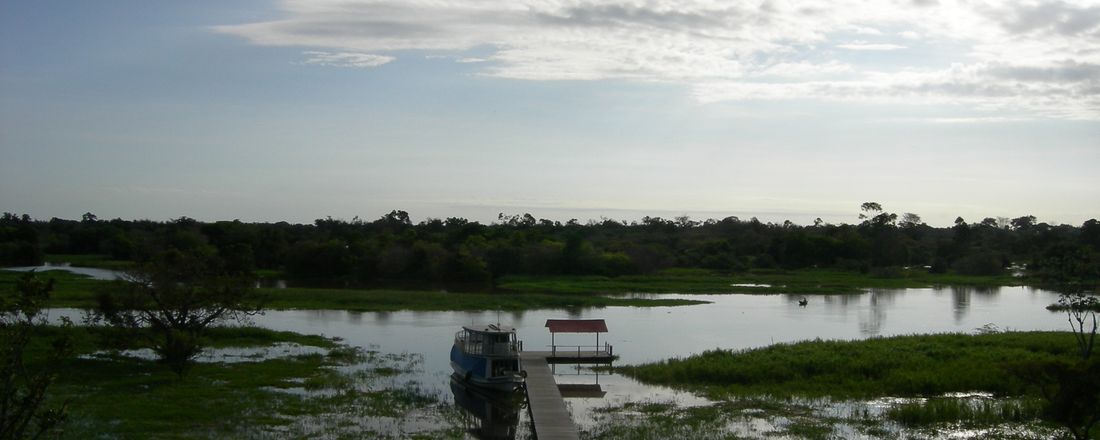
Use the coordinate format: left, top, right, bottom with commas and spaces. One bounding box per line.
621, 332, 1078, 398
32, 326, 462, 439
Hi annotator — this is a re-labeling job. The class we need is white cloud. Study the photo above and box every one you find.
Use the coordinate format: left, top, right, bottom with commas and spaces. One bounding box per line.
215, 0, 1100, 119
836, 43, 908, 51
301, 51, 394, 68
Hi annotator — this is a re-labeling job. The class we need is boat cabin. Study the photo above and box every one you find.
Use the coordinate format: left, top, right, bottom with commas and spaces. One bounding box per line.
454, 324, 522, 357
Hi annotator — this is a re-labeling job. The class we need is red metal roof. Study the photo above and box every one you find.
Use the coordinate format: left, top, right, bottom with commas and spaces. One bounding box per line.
545, 319, 608, 333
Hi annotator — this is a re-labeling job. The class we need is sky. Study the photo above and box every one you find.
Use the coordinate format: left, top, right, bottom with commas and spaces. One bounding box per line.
1, 0, 1099, 227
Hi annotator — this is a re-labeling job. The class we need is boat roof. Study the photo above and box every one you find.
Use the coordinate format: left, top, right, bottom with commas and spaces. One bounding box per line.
545, 319, 608, 333
462, 324, 516, 333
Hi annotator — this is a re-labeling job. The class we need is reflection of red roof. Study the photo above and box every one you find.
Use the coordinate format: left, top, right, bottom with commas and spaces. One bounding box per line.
545, 319, 608, 333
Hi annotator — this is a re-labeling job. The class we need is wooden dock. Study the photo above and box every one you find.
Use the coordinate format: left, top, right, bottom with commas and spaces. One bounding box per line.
520, 351, 579, 440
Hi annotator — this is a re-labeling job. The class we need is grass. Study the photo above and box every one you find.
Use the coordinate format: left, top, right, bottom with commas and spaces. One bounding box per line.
258, 286, 708, 311
583, 398, 831, 440
44, 253, 135, 270
599, 331, 1080, 439
498, 267, 1021, 295
620, 332, 1079, 399
0, 269, 111, 306
885, 397, 1045, 427
0, 265, 1023, 311
1, 269, 708, 310
26, 326, 460, 439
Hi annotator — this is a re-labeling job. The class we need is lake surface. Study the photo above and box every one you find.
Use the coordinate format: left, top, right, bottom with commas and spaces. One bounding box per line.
252, 287, 1066, 421
24, 263, 1071, 438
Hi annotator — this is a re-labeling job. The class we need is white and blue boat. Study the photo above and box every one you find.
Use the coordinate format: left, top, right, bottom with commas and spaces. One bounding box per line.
451, 324, 525, 391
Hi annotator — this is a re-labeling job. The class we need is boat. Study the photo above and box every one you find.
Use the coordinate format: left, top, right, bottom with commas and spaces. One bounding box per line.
451, 324, 526, 391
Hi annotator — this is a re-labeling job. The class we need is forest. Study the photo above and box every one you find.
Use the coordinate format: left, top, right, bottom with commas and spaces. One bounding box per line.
2, 203, 1098, 289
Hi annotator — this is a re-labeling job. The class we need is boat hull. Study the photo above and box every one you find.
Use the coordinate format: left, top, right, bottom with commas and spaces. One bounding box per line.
451, 344, 524, 391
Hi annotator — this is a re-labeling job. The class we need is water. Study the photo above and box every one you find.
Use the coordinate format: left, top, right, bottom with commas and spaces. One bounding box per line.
45, 285, 1068, 438
4, 262, 125, 280
238, 286, 1066, 434
25, 263, 1069, 438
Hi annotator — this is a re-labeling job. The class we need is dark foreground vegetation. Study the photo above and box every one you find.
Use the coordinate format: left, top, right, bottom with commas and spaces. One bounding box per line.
623, 332, 1100, 439
2, 203, 1098, 291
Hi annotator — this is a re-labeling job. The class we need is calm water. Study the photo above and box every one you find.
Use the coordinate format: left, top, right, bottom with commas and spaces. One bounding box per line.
239, 287, 1067, 429
5, 263, 124, 280
24, 263, 1070, 437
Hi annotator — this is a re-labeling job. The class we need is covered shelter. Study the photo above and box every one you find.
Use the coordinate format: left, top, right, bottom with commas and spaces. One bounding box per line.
544, 319, 613, 361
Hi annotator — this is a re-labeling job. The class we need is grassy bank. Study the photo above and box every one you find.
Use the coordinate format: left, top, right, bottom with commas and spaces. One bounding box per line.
0, 270, 110, 306
620, 332, 1078, 398
0, 270, 707, 311
43, 253, 135, 270
499, 268, 1021, 295
31, 326, 460, 439
258, 286, 708, 311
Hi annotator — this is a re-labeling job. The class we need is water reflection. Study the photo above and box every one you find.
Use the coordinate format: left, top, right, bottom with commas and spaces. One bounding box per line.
858, 289, 900, 336
952, 286, 971, 322
450, 377, 524, 440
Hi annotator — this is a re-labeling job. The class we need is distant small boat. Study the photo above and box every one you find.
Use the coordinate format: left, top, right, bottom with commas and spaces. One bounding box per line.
451, 324, 526, 391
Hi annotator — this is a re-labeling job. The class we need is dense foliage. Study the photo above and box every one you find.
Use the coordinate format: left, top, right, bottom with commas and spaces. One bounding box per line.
2, 206, 1098, 289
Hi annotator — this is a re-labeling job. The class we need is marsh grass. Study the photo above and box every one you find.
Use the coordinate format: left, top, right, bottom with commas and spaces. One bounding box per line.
0, 270, 109, 307
28, 326, 456, 439
257, 286, 708, 311
622, 332, 1078, 399
498, 268, 1020, 295
4, 266, 1020, 311
583, 398, 834, 440
0, 270, 708, 310
886, 397, 1045, 426
44, 253, 135, 270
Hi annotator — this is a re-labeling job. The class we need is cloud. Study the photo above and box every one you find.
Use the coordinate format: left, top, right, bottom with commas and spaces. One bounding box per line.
215, 0, 1100, 119
836, 43, 908, 51
301, 51, 394, 68
993, 1, 1100, 37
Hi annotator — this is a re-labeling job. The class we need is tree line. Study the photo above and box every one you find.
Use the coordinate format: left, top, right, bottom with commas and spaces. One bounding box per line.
2, 204, 1098, 287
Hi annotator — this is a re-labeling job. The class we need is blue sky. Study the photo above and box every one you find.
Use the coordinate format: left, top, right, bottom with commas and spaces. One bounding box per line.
2, 0, 1099, 227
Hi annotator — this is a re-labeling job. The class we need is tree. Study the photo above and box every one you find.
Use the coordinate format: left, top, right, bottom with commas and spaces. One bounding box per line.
90, 248, 261, 377
1, 272, 72, 439
1013, 359, 1100, 440
1058, 292, 1099, 361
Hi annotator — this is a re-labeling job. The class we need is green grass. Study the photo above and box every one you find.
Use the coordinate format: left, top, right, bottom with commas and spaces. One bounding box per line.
26, 326, 459, 439
0, 270, 708, 311
620, 332, 1079, 399
498, 268, 1021, 295
0, 269, 111, 306
258, 286, 707, 311
584, 397, 830, 440
886, 397, 1045, 427
44, 253, 135, 270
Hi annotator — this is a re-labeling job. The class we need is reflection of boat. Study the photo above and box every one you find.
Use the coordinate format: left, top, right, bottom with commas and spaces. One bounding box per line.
450, 324, 525, 391
450, 375, 522, 440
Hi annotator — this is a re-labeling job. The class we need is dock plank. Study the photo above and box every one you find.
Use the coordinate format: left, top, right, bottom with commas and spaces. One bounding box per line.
521, 352, 579, 440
